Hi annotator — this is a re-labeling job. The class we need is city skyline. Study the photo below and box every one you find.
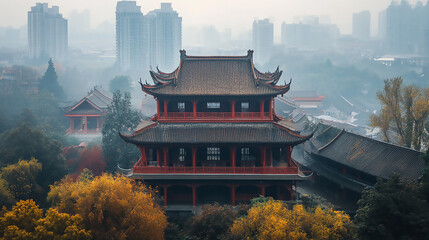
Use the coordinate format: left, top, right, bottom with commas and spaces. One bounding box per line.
1, 0, 427, 41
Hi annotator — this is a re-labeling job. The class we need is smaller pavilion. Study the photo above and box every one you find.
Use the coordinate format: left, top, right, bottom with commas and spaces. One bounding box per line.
63, 87, 112, 134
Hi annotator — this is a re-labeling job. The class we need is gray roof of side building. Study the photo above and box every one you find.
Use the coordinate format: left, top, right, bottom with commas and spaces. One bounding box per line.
309, 124, 424, 181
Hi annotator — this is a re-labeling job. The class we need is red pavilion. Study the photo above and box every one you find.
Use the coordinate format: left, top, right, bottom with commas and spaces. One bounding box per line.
120, 50, 312, 208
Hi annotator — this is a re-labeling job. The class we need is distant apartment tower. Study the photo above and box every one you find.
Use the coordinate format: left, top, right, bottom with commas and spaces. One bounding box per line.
28, 3, 68, 61
116, 1, 147, 71
252, 19, 273, 65
147, 3, 182, 71
281, 17, 339, 50
352, 11, 370, 40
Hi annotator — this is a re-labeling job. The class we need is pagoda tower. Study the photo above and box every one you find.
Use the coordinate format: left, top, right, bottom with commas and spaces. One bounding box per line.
120, 50, 312, 208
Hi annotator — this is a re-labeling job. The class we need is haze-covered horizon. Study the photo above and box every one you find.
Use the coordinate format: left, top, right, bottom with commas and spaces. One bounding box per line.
1, 0, 427, 40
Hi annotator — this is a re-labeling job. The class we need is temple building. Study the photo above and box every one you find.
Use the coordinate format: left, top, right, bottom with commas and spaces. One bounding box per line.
120, 50, 312, 208
63, 87, 112, 134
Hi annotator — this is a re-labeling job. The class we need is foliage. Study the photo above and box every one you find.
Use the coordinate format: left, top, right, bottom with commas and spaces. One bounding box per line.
370, 77, 429, 150
109, 75, 132, 93
0, 178, 14, 208
0, 158, 43, 201
0, 199, 91, 240
64, 145, 105, 176
48, 173, 167, 240
102, 91, 141, 171
230, 199, 356, 240
39, 58, 64, 98
0, 124, 66, 201
188, 203, 236, 240
422, 149, 429, 201
354, 174, 429, 240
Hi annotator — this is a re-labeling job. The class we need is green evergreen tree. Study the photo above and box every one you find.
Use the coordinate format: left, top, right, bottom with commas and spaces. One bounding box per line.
102, 91, 141, 171
39, 58, 63, 98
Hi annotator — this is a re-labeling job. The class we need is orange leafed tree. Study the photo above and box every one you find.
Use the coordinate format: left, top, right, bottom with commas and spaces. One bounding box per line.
230, 199, 356, 240
48, 173, 167, 240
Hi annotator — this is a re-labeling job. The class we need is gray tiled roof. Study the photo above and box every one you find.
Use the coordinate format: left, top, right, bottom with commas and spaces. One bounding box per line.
312, 129, 424, 180
142, 52, 290, 96
121, 122, 312, 145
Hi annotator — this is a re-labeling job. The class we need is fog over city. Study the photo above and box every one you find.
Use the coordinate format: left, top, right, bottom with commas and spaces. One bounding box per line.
1, 0, 427, 37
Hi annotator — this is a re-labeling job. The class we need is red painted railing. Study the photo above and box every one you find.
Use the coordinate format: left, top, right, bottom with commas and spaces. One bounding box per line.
158, 112, 270, 120
132, 166, 299, 174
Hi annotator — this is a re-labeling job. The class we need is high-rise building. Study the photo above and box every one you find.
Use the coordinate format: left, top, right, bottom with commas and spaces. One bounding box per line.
28, 3, 68, 61
281, 17, 339, 51
147, 3, 182, 71
252, 19, 273, 65
380, 0, 429, 54
116, 1, 147, 71
352, 11, 370, 41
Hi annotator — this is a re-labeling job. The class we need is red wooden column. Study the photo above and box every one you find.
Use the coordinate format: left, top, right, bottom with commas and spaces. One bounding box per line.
156, 99, 160, 119
269, 97, 273, 119
261, 146, 266, 173
96, 117, 100, 130
164, 100, 168, 118
231, 100, 235, 119
138, 146, 147, 165
287, 146, 292, 166
260, 99, 264, 119
260, 185, 266, 197
164, 184, 168, 206
231, 184, 236, 206
84, 116, 87, 133
163, 147, 169, 171
193, 100, 197, 119
192, 147, 197, 173
230, 146, 236, 173
192, 185, 197, 206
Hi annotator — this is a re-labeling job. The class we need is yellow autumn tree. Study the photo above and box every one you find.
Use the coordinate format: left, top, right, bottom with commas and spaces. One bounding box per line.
230, 199, 356, 240
48, 172, 167, 240
0, 199, 91, 240
0, 158, 43, 201
370, 77, 429, 150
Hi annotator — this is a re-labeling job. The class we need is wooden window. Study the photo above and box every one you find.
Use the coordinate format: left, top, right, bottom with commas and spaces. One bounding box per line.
241, 102, 249, 112
178, 148, 186, 162
207, 147, 220, 161
207, 102, 220, 109
241, 147, 252, 161
178, 102, 185, 112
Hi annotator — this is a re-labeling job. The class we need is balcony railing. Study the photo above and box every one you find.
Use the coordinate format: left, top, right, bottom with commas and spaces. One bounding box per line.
158, 112, 271, 121
132, 166, 299, 174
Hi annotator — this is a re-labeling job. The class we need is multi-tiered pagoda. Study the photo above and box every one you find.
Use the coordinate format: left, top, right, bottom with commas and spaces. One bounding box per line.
121, 50, 312, 208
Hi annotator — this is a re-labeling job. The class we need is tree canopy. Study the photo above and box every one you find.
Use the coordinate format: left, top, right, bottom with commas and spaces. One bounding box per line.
48, 173, 167, 240
370, 77, 429, 150
109, 75, 132, 93
0, 199, 91, 240
39, 59, 64, 98
354, 174, 429, 240
0, 124, 66, 195
230, 199, 355, 240
0, 158, 43, 202
102, 91, 140, 171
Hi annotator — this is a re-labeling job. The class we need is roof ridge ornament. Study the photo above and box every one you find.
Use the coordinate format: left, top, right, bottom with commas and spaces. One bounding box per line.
247, 50, 254, 58
180, 49, 187, 59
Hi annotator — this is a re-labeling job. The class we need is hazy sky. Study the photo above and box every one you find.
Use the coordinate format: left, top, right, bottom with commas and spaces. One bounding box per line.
0, 0, 426, 37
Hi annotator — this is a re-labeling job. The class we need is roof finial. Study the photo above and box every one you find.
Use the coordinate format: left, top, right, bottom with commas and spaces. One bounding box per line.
247, 50, 254, 58
180, 49, 187, 58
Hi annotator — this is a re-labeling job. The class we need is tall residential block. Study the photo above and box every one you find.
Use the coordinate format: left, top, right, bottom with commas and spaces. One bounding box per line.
252, 19, 273, 65
147, 3, 182, 71
28, 3, 68, 61
352, 11, 370, 40
116, 1, 147, 71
